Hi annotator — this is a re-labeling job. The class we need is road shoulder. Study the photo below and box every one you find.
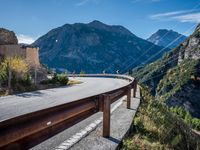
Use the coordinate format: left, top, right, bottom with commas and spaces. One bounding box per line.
69, 88, 140, 150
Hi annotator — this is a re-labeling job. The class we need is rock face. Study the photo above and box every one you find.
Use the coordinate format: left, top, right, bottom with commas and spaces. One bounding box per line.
33, 20, 168, 73
177, 25, 200, 63
0, 28, 18, 45
147, 29, 187, 49
133, 24, 200, 118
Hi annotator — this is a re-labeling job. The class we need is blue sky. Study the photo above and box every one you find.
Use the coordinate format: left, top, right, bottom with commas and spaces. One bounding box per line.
1, 0, 200, 43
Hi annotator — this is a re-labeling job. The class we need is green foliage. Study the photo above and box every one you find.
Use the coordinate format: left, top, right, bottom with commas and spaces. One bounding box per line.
57, 74, 69, 85
122, 86, 200, 150
0, 63, 7, 84
170, 106, 186, 118
156, 59, 198, 101
41, 73, 68, 85
0, 57, 33, 92
132, 52, 176, 95
171, 134, 182, 146
19, 74, 32, 86
192, 118, 200, 130
170, 106, 200, 131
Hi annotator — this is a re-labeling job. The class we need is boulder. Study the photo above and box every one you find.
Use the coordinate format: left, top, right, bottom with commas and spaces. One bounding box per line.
0, 28, 18, 45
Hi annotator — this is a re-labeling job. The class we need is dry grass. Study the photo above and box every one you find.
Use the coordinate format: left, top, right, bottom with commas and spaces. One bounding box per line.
68, 79, 83, 85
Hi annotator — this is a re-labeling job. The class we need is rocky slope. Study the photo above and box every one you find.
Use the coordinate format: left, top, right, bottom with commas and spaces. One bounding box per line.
147, 29, 187, 49
0, 28, 18, 45
33, 20, 168, 73
133, 24, 200, 118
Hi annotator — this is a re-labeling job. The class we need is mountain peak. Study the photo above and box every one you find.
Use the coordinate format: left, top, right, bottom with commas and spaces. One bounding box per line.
89, 20, 105, 25
87, 20, 108, 29
147, 29, 187, 49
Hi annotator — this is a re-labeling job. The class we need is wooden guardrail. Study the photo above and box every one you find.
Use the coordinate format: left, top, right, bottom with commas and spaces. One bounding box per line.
0, 74, 137, 150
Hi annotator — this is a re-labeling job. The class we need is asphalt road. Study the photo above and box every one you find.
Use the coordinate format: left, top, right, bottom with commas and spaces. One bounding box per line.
0, 77, 129, 122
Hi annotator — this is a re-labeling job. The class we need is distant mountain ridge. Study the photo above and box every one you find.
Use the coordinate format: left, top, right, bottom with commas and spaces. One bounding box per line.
33, 20, 169, 73
147, 29, 187, 49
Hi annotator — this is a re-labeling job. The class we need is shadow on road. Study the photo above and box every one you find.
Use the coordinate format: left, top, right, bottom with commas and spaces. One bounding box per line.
15, 85, 76, 98
16, 91, 44, 98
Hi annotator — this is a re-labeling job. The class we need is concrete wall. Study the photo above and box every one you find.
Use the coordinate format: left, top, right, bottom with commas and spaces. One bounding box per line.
25, 47, 40, 68
0, 45, 40, 68
0, 45, 26, 58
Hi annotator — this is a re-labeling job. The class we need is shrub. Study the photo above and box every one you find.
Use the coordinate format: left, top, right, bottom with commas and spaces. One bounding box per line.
57, 74, 69, 85
192, 118, 200, 130
40, 74, 68, 85
19, 74, 32, 86
170, 106, 200, 131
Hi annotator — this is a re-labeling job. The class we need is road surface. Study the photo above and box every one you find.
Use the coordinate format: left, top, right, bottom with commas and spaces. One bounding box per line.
0, 77, 129, 122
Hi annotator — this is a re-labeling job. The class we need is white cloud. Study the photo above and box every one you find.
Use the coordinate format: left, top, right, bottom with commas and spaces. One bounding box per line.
150, 10, 194, 19
172, 13, 200, 23
150, 9, 200, 23
17, 34, 36, 44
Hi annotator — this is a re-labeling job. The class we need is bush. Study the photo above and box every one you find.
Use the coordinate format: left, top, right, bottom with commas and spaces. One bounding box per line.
57, 74, 69, 85
192, 118, 200, 130
40, 74, 68, 85
170, 106, 200, 131
19, 74, 32, 86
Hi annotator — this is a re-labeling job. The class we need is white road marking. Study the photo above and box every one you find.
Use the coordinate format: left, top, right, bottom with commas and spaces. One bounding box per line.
54, 96, 126, 150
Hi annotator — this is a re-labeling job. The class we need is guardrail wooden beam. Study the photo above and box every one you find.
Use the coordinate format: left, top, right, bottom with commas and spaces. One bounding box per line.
103, 94, 111, 137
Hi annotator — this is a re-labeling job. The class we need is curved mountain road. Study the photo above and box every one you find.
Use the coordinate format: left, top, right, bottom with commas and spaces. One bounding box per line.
0, 77, 129, 122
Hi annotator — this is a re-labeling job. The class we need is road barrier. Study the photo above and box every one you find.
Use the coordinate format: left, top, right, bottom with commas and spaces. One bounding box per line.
0, 74, 137, 149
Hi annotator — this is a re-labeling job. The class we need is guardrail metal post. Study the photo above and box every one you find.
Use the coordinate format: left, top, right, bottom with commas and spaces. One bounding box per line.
127, 86, 131, 109
133, 80, 137, 98
103, 94, 110, 137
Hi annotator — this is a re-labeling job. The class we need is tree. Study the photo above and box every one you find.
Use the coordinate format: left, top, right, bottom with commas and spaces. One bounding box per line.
1, 57, 29, 93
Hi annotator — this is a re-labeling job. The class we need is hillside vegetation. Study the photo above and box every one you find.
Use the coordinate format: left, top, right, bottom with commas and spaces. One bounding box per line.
122, 86, 200, 150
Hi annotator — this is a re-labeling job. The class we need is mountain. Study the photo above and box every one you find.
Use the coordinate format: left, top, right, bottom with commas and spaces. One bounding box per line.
133, 24, 200, 118
147, 29, 187, 49
33, 20, 169, 73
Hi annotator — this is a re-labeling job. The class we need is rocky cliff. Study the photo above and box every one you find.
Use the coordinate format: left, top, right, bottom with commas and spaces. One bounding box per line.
0, 28, 18, 45
133, 24, 200, 118
33, 20, 168, 73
